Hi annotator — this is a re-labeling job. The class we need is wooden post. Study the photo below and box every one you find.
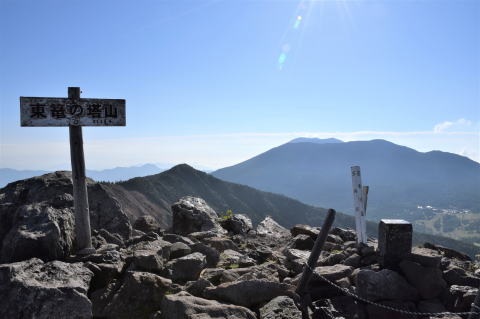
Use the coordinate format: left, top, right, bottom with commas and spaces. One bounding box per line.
351, 166, 367, 244
68, 87, 95, 255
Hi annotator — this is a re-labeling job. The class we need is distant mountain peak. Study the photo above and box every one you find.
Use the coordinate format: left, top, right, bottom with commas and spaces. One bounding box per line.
288, 137, 344, 144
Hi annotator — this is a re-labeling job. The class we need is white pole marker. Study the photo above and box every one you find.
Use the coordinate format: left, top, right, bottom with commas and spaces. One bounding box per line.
351, 166, 367, 244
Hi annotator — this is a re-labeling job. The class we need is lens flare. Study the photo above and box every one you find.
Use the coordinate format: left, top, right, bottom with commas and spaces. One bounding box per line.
294, 15, 303, 29
277, 0, 314, 70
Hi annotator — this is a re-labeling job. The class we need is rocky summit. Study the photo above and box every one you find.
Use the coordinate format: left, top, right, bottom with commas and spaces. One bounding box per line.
0, 173, 479, 319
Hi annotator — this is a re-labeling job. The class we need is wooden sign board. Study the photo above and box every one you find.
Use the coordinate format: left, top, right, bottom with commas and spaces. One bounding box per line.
20, 97, 126, 126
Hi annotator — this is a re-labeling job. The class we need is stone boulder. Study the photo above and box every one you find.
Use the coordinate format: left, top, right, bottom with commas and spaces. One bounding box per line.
423, 242, 471, 261
0, 258, 93, 319
204, 279, 294, 308
257, 216, 289, 238
203, 236, 238, 252
160, 292, 256, 319
365, 300, 417, 319
87, 183, 132, 239
91, 271, 172, 319
126, 249, 163, 272
448, 285, 478, 312
220, 213, 253, 234
0, 203, 75, 263
356, 269, 419, 302
171, 197, 226, 235
314, 264, 354, 281
399, 260, 446, 299
443, 265, 480, 287
290, 234, 314, 250
133, 215, 161, 233
0, 172, 132, 263
166, 252, 207, 282
291, 224, 319, 239
169, 242, 192, 259
409, 247, 442, 268
260, 296, 302, 319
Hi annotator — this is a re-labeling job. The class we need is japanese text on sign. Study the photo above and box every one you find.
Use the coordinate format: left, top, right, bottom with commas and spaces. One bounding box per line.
20, 97, 126, 126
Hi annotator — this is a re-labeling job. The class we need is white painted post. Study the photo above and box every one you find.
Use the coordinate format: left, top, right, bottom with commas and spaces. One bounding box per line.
351, 166, 367, 244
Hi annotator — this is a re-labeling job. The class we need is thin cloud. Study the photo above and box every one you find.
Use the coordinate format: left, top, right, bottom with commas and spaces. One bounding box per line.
433, 118, 473, 133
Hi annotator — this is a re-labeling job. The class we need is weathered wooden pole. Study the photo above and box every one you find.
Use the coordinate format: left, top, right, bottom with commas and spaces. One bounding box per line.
68, 87, 95, 255
295, 209, 336, 318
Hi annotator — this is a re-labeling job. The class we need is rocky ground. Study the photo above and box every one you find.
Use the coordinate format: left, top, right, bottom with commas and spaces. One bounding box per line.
0, 173, 479, 319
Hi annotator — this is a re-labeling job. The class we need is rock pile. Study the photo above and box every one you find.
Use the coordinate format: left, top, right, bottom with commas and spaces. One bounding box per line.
0, 174, 479, 319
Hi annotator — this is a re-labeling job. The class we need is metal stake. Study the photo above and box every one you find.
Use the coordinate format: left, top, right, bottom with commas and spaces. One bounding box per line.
295, 209, 336, 319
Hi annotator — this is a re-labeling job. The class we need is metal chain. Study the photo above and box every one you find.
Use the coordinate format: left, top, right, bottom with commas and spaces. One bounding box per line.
304, 263, 480, 317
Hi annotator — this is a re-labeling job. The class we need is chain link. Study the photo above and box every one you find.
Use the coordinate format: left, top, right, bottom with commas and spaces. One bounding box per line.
304, 263, 480, 317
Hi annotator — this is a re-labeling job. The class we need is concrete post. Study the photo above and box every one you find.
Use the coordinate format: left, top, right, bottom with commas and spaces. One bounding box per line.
378, 219, 412, 269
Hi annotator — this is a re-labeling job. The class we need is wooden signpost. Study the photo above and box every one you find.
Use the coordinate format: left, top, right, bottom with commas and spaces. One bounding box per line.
351, 166, 368, 244
20, 87, 126, 254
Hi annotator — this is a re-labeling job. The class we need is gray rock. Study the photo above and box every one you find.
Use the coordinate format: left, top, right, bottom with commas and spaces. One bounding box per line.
409, 247, 442, 268
330, 227, 356, 242
356, 269, 419, 301
290, 224, 319, 239
284, 248, 310, 261
237, 262, 288, 283
443, 265, 480, 287
218, 249, 244, 268
343, 253, 361, 268
424, 242, 471, 261
366, 300, 416, 319
257, 216, 289, 238
291, 234, 314, 250
87, 183, 132, 239
86, 261, 124, 291
97, 228, 125, 247
0, 172, 132, 264
220, 214, 253, 234
91, 271, 172, 319
171, 197, 226, 235
161, 291, 256, 319
260, 296, 302, 319
203, 236, 238, 252
0, 258, 93, 319
127, 237, 172, 261
162, 233, 195, 245
314, 265, 354, 281
167, 252, 207, 282
204, 279, 294, 308
417, 299, 446, 313
133, 215, 161, 233
326, 234, 343, 244
399, 260, 447, 299
318, 251, 348, 266
190, 242, 220, 267
448, 285, 478, 312
127, 249, 163, 272
169, 242, 192, 259
0, 203, 75, 263
185, 278, 213, 297
189, 230, 218, 240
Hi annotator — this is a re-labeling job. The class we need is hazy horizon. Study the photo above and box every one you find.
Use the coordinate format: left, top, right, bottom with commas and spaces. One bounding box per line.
1, 136, 479, 171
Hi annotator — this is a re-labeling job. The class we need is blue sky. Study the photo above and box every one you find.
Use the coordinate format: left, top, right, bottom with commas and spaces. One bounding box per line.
1, 0, 479, 169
